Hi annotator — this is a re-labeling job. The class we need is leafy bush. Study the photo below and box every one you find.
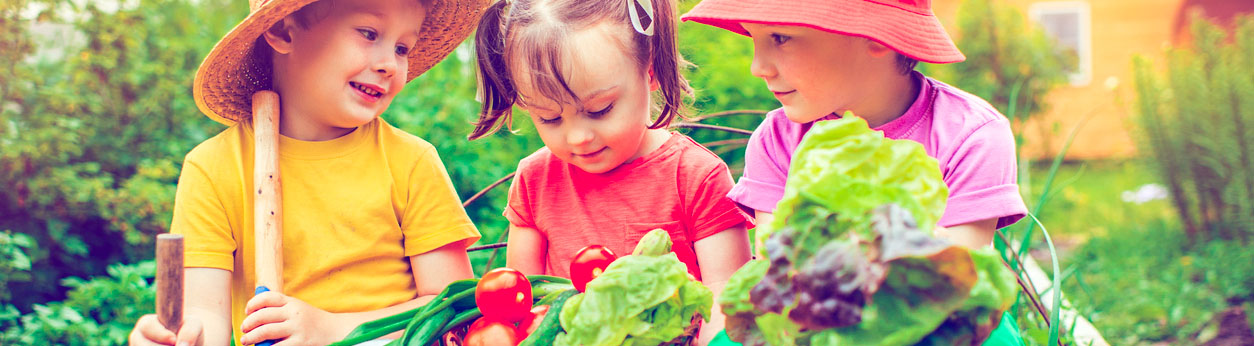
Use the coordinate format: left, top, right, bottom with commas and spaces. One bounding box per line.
1132, 15, 1254, 241
0, 0, 241, 308
0, 261, 156, 346
0, 231, 36, 303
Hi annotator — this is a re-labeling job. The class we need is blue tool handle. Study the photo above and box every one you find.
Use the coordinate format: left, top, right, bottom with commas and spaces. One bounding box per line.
253, 286, 278, 346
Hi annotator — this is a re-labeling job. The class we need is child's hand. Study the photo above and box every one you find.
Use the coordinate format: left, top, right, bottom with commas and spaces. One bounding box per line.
129, 314, 203, 346
239, 291, 338, 346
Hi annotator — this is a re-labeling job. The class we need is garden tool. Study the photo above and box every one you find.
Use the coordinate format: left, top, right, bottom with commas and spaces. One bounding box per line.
252, 90, 283, 346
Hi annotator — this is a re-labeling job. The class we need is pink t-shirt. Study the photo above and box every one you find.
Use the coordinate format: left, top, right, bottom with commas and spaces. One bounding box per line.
505, 133, 753, 280
728, 71, 1027, 229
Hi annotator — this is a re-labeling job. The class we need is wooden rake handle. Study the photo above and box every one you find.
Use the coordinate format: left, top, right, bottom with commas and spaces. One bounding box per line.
252, 90, 283, 293
252, 90, 282, 346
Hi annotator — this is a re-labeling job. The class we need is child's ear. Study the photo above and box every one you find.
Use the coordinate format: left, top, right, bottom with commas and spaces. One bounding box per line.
262, 17, 299, 55
647, 65, 660, 92
865, 39, 894, 58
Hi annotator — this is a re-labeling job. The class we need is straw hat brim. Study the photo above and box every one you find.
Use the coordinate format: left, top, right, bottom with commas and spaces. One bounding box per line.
194, 0, 489, 125
681, 0, 965, 65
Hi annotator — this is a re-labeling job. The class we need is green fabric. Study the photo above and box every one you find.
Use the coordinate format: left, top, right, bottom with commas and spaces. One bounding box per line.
709, 330, 738, 346
982, 312, 1025, 346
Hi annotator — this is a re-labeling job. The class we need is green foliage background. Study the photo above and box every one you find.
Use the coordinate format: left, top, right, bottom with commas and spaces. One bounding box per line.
0, 0, 1075, 344
1132, 15, 1254, 243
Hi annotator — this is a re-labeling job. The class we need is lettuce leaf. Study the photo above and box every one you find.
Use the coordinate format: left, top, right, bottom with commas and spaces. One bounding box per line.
721, 114, 1019, 345
766, 114, 948, 244
555, 230, 712, 346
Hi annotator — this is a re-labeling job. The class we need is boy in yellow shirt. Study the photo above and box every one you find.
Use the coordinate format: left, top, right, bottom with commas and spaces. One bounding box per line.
128, 0, 487, 345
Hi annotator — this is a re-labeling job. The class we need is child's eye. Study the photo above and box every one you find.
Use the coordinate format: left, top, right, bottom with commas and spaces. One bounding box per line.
358, 28, 377, 41
587, 104, 613, 118
538, 116, 561, 125
771, 33, 791, 45
395, 45, 410, 56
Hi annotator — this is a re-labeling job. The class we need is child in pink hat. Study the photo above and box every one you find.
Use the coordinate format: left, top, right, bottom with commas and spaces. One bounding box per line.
683, 0, 1028, 250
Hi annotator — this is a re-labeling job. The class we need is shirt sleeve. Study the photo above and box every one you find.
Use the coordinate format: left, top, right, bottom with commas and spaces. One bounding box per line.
170, 157, 237, 271
939, 119, 1028, 229
726, 112, 792, 213
401, 145, 481, 256
502, 161, 535, 229
688, 164, 755, 242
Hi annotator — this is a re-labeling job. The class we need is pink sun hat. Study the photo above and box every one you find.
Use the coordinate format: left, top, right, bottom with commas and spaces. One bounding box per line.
681, 0, 965, 64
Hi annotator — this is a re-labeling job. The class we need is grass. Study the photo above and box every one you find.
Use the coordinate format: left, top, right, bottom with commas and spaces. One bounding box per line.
1015, 159, 1254, 344
1013, 159, 1175, 241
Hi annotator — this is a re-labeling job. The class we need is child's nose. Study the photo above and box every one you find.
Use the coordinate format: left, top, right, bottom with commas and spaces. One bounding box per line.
566, 126, 594, 147
749, 50, 775, 80
371, 49, 399, 77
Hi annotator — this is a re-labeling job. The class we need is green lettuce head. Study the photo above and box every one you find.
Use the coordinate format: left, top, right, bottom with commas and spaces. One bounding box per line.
765, 114, 948, 246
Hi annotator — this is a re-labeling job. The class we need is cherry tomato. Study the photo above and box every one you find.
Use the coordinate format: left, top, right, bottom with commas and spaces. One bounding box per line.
570, 245, 617, 292
464, 317, 522, 346
476, 267, 533, 322
516, 305, 550, 338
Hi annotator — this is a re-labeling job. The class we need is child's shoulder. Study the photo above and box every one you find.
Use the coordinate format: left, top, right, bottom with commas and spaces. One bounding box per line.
183, 123, 249, 166
670, 133, 730, 170
515, 146, 557, 176
925, 76, 1007, 127
375, 117, 438, 157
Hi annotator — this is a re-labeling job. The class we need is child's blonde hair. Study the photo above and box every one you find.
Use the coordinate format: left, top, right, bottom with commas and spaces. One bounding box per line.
468, 0, 692, 140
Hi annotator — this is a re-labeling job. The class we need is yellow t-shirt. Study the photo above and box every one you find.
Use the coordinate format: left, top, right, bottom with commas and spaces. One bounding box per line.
170, 117, 479, 334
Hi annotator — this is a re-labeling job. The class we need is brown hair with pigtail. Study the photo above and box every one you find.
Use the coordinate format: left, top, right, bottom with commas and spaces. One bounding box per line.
468, 0, 692, 140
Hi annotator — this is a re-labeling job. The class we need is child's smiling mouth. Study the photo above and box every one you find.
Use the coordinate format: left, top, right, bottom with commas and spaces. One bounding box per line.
350, 81, 385, 100
573, 147, 606, 159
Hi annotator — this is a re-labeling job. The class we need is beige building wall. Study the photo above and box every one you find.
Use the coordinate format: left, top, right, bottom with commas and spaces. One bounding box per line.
931, 0, 1189, 160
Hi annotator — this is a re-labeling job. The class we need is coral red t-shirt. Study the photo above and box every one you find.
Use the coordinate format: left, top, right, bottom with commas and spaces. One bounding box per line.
504, 133, 752, 280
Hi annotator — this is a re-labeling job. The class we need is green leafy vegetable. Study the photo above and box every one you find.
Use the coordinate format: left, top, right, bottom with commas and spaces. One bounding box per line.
765, 114, 948, 244
555, 230, 712, 346
720, 115, 1019, 345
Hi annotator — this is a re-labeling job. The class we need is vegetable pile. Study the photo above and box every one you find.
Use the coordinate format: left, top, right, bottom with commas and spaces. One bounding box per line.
332, 230, 710, 346
720, 115, 1019, 346
328, 270, 574, 346
555, 229, 713, 346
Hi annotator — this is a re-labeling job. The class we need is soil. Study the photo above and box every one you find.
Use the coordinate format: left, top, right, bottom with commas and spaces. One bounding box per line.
1201, 305, 1254, 346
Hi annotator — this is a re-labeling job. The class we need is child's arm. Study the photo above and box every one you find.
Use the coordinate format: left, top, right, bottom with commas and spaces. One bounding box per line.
239, 241, 473, 345
751, 210, 774, 255
505, 223, 548, 276
694, 224, 753, 346
935, 218, 998, 249
129, 268, 233, 346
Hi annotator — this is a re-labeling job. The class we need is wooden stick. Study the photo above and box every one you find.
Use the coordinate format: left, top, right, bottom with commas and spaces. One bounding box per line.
156, 234, 184, 333
253, 90, 283, 293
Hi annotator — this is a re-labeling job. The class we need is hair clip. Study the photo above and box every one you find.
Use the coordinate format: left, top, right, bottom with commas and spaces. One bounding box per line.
627, 0, 654, 36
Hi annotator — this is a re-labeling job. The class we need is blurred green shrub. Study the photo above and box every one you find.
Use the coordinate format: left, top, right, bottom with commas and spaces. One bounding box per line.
1132, 15, 1254, 241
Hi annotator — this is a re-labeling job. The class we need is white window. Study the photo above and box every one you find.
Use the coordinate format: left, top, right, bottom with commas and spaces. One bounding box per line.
1030, 1, 1092, 86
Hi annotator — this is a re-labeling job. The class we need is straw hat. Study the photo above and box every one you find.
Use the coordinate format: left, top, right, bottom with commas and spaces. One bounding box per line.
193, 0, 489, 125
681, 0, 965, 64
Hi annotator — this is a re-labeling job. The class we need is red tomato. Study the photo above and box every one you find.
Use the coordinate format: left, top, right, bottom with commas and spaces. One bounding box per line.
570, 245, 617, 292
516, 305, 550, 338
464, 317, 522, 346
476, 268, 533, 322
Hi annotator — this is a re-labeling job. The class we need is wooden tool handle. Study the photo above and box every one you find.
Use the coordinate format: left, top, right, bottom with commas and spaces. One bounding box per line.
252, 90, 283, 293
156, 233, 184, 333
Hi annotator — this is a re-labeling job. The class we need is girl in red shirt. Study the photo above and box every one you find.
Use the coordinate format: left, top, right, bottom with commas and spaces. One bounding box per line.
470, 0, 754, 343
